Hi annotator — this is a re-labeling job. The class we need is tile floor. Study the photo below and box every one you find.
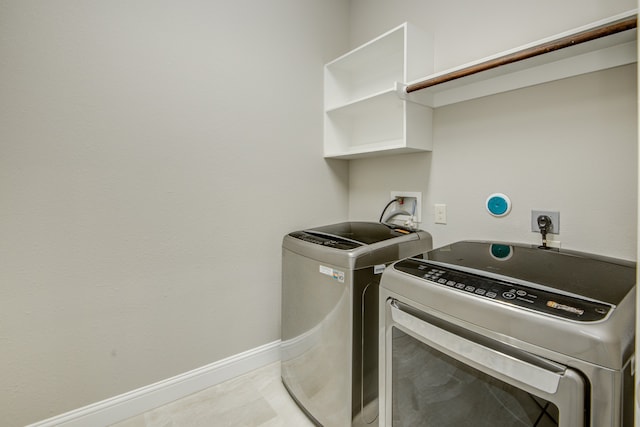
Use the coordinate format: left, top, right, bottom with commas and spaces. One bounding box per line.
111, 362, 315, 427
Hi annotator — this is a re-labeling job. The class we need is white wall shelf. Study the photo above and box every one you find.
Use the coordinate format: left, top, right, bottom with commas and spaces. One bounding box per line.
402, 10, 637, 108
324, 23, 434, 159
323, 11, 637, 160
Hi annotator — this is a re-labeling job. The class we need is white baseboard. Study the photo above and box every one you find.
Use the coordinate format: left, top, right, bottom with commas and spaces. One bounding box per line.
27, 340, 281, 427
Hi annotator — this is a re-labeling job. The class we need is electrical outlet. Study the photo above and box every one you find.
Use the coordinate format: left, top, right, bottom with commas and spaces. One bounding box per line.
531, 210, 560, 234
435, 204, 447, 224
389, 191, 422, 224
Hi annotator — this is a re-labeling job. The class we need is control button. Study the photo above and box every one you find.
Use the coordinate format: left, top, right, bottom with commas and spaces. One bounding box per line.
464, 285, 475, 292
516, 290, 527, 296
454, 283, 465, 289
502, 292, 516, 300
438, 278, 447, 284
446, 280, 456, 286
486, 292, 497, 298
475, 289, 486, 295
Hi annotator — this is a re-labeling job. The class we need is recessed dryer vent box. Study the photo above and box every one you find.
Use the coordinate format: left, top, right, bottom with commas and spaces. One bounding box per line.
390, 191, 422, 224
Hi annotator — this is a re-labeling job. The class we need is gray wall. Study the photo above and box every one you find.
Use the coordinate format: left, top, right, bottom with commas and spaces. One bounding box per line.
0, 1, 349, 425
2, 1, 637, 425
348, 0, 638, 261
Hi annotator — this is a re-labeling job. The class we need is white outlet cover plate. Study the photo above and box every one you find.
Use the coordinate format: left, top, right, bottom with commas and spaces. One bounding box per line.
434, 204, 447, 224
531, 210, 560, 234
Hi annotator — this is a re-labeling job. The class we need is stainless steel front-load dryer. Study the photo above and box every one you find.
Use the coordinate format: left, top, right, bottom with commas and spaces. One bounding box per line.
281, 222, 432, 427
380, 241, 636, 427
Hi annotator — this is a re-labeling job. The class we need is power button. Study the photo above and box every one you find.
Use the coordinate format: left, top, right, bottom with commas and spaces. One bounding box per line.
502, 291, 516, 300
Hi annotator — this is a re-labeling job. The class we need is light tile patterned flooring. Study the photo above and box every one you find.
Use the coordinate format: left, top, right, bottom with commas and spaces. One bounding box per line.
111, 362, 315, 427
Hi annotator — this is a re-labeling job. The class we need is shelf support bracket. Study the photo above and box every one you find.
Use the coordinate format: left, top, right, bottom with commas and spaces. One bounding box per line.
395, 82, 434, 107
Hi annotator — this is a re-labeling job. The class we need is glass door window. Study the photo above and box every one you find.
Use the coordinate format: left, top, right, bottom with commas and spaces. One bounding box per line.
392, 328, 560, 427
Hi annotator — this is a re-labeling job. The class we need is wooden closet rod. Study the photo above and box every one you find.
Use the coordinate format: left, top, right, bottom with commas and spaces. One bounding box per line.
405, 14, 637, 93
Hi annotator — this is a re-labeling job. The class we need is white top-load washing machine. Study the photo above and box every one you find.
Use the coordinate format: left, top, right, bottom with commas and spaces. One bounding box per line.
379, 241, 636, 427
281, 222, 432, 427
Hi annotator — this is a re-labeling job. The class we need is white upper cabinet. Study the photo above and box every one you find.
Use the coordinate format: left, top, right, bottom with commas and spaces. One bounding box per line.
324, 23, 434, 159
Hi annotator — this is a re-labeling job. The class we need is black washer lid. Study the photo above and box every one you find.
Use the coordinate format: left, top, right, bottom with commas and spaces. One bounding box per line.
426, 241, 636, 306
306, 221, 411, 245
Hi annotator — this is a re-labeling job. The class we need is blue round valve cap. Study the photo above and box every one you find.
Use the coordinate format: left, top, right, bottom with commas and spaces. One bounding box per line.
486, 193, 511, 217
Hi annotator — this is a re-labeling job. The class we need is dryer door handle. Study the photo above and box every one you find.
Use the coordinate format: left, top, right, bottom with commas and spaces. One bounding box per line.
389, 299, 565, 394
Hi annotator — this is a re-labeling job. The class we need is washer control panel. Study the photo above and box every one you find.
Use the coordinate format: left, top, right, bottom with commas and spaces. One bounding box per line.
394, 258, 612, 322
289, 231, 362, 250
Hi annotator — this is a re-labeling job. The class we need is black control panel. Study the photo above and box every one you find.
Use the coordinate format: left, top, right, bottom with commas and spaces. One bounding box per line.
289, 231, 363, 250
394, 258, 612, 322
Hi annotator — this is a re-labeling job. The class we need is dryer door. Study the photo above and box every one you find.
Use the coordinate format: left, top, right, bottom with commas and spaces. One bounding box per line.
382, 299, 586, 427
